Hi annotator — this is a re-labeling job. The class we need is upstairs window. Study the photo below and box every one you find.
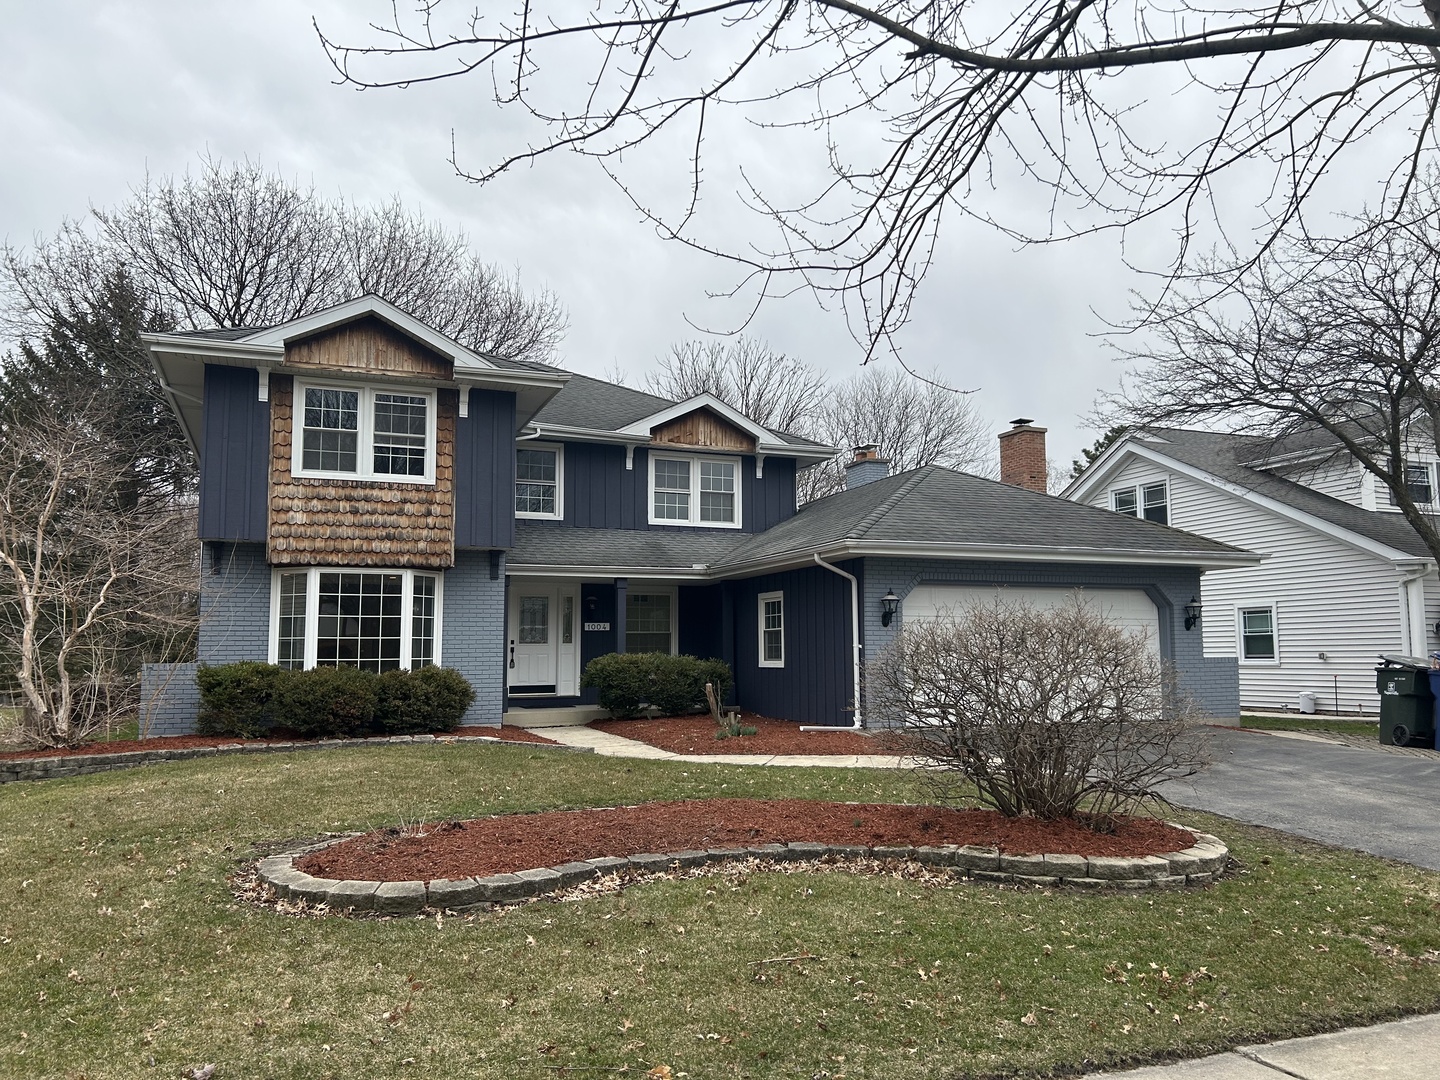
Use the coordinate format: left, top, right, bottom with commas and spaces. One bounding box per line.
1389, 462, 1434, 506
649, 453, 741, 528
294, 381, 435, 484
516, 444, 564, 519
1111, 482, 1169, 524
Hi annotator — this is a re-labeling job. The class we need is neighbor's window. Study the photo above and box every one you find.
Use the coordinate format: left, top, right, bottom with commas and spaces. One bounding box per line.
1111, 487, 1138, 516
1390, 462, 1434, 506
516, 444, 563, 518
649, 453, 741, 527
271, 568, 441, 671
1141, 482, 1169, 525
1239, 607, 1277, 662
295, 382, 435, 483
626, 592, 674, 653
758, 591, 784, 668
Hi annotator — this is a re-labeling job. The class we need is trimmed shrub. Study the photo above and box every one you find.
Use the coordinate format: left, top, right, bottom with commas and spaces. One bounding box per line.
195, 661, 282, 738
271, 665, 377, 738
374, 666, 476, 734
581, 653, 734, 718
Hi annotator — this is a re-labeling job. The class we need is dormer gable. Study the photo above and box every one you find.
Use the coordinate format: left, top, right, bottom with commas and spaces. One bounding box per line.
650, 405, 758, 453
283, 314, 453, 382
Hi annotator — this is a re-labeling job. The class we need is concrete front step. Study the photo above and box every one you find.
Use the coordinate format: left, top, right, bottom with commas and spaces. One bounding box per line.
503, 705, 609, 728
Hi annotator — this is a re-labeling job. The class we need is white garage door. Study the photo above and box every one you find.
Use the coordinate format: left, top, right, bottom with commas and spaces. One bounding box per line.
902, 585, 1162, 657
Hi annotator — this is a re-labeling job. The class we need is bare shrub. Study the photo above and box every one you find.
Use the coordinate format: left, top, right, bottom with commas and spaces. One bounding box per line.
868, 596, 1210, 823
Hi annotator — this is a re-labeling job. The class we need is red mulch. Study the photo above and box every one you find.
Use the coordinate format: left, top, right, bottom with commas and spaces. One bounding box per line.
591, 714, 903, 755
0, 724, 553, 761
296, 798, 1195, 882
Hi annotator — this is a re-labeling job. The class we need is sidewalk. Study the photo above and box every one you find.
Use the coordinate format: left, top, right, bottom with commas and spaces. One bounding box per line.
1098, 1012, 1438, 1078
532, 722, 910, 769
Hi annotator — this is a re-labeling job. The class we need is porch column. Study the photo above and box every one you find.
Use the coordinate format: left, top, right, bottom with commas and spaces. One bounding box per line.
614, 577, 628, 653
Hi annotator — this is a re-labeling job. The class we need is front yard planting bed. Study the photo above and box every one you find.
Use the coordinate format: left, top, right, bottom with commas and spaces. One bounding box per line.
294, 799, 1197, 882
4, 744, 1440, 1079
591, 713, 902, 754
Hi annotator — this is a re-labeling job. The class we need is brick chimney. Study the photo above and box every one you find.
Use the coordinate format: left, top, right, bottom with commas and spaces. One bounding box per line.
845, 444, 890, 489
998, 418, 1048, 493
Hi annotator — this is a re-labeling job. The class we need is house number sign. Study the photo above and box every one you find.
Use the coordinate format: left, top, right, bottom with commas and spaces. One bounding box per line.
583, 621, 611, 631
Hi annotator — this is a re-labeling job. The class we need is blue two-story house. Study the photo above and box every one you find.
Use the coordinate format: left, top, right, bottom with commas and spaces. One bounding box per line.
139, 296, 1255, 731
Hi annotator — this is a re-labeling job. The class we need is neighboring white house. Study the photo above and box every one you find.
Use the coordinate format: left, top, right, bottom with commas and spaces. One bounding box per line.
1065, 428, 1440, 714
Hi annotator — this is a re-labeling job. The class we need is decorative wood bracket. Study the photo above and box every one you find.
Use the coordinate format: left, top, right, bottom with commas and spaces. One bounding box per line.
257, 366, 270, 402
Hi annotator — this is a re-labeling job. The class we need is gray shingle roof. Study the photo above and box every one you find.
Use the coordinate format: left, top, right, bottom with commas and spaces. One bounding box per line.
528, 372, 678, 431
509, 466, 1251, 573
1138, 428, 1432, 559
167, 326, 268, 340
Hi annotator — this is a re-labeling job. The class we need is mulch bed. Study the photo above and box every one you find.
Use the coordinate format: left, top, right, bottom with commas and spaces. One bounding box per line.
0, 724, 554, 761
591, 714, 903, 755
296, 798, 1195, 882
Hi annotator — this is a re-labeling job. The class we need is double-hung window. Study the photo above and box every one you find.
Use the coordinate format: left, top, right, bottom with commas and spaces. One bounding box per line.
294, 381, 436, 484
758, 591, 784, 667
1111, 482, 1169, 524
625, 592, 675, 654
515, 444, 564, 518
649, 453, 741, 528
1238, 606, 1277, 662
1390, 462, 1435, 507
270, 567, 442, 672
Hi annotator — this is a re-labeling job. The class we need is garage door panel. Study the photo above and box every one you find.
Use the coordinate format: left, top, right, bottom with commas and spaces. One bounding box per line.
902, 585, 1161, 656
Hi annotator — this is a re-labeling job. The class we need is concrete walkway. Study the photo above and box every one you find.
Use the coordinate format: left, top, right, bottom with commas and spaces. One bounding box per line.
531, 722, 910, 768
1096, 1012, 1439, 1078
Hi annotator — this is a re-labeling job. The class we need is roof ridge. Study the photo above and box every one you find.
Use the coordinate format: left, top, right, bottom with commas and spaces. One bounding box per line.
851, 466, 934, 539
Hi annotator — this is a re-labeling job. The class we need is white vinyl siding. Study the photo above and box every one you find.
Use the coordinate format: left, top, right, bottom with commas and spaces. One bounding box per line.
1085, 455, 1414, 713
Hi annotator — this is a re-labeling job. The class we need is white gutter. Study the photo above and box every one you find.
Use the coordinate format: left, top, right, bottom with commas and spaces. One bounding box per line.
804, 553, 863, 731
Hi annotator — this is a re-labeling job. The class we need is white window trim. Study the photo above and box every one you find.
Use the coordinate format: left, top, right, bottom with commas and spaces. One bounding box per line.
647, 452, 744, 529
267, 567, 445, 670
1141, 479, 1170, 524
1236, 602, 1279, 666
1110, 485, 1139, 516
758, 590, 785, 668
515, 441, 565, 520
291, 379, 438, 486
1382, 459, 1437, 513
625, 586, 679, 655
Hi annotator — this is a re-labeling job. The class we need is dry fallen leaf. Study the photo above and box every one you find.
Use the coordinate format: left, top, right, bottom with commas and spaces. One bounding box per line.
646, 1066, 673, 1079
1020, 1012, 1037, 1027
184, 1066, 215, 1080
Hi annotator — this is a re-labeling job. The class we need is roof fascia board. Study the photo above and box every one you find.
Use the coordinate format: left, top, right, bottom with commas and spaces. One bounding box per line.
237, 295, 498, 371
148, 350, 199, 458
505, 563, 711, 580
617, 392, 778, 443
1122, 444, 1425, 564
528, 422, 652, 446
142, 333, 285, 362
710, 538, 1261, 580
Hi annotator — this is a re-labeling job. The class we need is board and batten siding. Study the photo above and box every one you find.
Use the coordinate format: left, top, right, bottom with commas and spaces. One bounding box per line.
453, 388, 517, 550
199, 364, 269, 543
526, 443, 797, 533
1086, 455, 1411, 713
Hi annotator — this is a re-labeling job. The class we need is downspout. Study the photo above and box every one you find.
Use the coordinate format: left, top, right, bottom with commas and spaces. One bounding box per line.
1398, 565, 1432, 656
803, 553, 864, 730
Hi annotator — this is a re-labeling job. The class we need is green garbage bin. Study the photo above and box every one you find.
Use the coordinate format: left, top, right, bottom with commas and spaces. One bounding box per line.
1375, 658, 1436, 747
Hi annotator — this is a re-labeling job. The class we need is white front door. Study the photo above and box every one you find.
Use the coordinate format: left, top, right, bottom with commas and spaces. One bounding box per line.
508, 584, 580, 696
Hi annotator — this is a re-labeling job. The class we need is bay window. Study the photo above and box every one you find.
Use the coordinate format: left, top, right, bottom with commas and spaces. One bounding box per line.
649, 453, 741, 527
294, 381, 436, 483
270, 568, 442, 671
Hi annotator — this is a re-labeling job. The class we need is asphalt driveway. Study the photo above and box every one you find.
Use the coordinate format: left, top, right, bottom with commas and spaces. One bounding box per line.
1162, 728, 1440, 872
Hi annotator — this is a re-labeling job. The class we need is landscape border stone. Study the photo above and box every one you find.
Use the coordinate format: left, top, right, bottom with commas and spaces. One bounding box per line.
0, 731, 592, 785
252, 828, 1231, 916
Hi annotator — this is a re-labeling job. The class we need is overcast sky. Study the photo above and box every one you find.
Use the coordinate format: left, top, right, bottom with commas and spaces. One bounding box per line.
0, 1, 1394, 472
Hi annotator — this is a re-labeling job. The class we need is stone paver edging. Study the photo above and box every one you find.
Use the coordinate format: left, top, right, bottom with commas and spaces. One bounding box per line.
255, 829, 1230, 915
0, 731, 590, 785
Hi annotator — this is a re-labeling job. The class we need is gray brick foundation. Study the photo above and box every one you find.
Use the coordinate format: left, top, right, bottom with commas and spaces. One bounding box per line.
442, 550, 507, 726
139, 662, 201, 736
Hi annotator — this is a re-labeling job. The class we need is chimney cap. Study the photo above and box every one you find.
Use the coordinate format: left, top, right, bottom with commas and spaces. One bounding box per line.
1009, 417, 1034, 427
851, 443, 884, 462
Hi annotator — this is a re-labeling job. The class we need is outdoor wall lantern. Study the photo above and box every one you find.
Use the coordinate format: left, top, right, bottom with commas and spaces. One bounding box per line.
1184, 597, 1203, 631
880, 589, 901, 627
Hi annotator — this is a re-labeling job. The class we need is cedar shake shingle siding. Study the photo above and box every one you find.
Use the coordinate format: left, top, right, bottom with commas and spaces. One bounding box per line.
284, 315, 454, 380
267, 376, 457, 568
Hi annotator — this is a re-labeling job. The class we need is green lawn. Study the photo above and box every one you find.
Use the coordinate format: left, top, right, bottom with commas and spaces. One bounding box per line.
3, 745, 1440, 1079
1239, 715, 1383, 738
